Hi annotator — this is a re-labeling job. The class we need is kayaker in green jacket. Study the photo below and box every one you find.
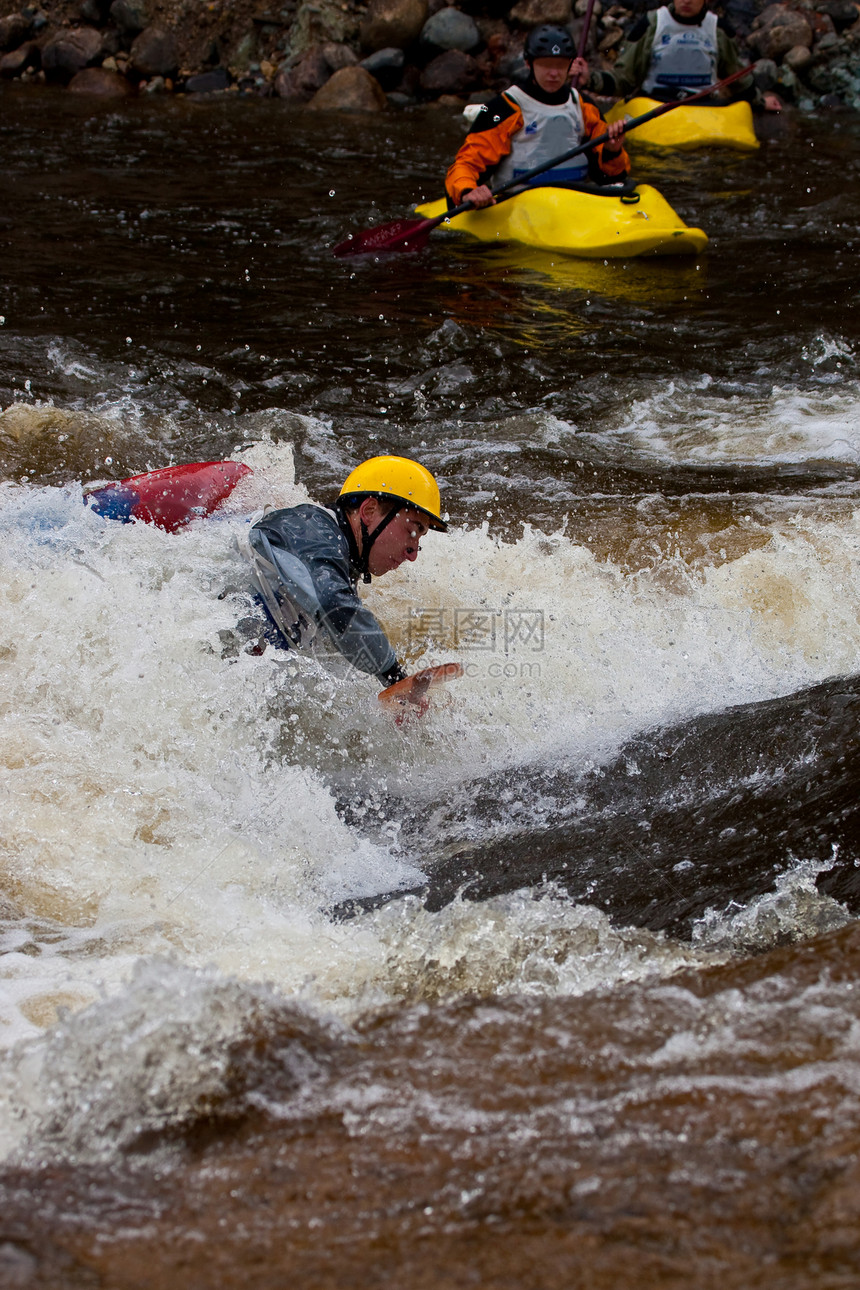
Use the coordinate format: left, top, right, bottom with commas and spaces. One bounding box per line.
247, 455, 447, 687
584, 0, 782, 110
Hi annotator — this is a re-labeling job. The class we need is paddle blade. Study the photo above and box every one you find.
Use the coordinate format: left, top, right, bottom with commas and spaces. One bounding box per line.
378, 662, 464, 719
332, 216, 437, 258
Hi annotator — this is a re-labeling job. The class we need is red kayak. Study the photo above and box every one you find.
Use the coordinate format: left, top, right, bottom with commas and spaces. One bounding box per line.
84, 460, 251, 533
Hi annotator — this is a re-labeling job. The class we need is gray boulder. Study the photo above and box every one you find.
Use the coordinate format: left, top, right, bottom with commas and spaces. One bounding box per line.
749, 5, 814, 61
185, 67, 231, 93
129, 25, 178, 78
274, 45, 331, 99
41, 26, 103, 81
783, 43, 812, 71
0, 40, 39, 77
306, 63, 388, 109
109, 0, 148, 37
420, 8, 480, 52
0, 14, 30, 51
360, 0, 428, 53
752, 57, 779, 91
360, 45, 405, 90
321, 41, 358, 70
818, 1, 860, 31
420, 47, 480, 94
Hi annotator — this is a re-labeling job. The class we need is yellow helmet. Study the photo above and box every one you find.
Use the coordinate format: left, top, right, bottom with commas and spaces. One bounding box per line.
338, 455, 447, 531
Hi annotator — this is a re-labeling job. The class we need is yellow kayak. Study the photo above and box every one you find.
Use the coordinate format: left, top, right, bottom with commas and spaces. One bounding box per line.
605, 96, 759, 151
414, 185, 707, 259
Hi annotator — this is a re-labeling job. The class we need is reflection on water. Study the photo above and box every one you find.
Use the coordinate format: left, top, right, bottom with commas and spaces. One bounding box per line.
2, 84, 860, 1287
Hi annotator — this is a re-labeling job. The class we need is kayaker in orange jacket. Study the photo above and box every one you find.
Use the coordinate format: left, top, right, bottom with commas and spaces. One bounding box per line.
445, 24, 629, 210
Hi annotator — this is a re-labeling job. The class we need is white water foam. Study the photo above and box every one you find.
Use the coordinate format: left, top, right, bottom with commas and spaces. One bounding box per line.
2, 401, 860, 1163
567, 359, 860, 467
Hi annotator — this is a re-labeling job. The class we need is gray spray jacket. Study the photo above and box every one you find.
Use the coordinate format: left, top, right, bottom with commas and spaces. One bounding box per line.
247, 503, 402, 684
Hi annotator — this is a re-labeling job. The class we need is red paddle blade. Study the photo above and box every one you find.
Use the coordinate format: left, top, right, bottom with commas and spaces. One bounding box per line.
332, 215, 437, 258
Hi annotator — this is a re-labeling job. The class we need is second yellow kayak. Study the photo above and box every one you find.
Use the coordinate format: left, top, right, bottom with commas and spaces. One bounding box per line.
605, 96, 759, 151
414, 184, 707, 259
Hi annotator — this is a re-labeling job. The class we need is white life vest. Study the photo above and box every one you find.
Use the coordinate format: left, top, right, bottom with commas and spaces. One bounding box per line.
493, 84, 588, 187
642, 6, 718, 95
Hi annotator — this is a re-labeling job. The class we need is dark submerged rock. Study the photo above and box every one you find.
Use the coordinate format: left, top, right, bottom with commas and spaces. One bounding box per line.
68, 63, 133, 92
184, 66, 231, 92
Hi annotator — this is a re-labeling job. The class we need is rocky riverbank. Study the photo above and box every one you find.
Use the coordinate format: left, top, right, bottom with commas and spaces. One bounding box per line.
0, 0, 858, 109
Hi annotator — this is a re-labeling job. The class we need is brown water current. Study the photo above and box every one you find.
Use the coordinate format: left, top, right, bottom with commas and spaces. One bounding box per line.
2, 84, 860, 1288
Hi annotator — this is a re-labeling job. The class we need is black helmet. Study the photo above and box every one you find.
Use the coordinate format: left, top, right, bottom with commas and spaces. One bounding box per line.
524, 24, 576, 60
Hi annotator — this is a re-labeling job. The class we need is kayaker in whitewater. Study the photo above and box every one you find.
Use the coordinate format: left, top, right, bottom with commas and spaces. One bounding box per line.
445, 24, 629, 210
246, 455, 447, 689
582, 0, 782, 111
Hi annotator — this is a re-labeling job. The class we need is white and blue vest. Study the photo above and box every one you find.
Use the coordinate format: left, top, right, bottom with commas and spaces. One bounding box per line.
493, 85, 588, 186
642, 6, 718, 95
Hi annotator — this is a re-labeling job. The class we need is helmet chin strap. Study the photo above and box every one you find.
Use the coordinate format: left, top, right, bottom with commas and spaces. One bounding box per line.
358, 504, 402, 582
337, 499, 403, 583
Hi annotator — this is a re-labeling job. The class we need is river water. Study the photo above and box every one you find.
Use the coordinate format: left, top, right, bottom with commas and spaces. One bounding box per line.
2, 84, 860, 1287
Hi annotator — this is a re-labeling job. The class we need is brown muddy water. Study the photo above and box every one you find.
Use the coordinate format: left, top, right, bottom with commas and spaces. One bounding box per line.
2, 83, 860, 1288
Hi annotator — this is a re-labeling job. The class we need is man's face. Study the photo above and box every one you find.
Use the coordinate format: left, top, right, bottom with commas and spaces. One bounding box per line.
531, 56, 573, 93
673, 0, 706, 18
360, 500, 429, 576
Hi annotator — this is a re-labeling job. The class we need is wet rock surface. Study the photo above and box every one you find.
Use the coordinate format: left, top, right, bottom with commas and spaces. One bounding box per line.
335, 675, 860, 937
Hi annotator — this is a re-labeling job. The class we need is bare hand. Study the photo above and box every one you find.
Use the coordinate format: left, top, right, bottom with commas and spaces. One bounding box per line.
570, 56, 589, 88
603, 118, 626, 152
462, 185, 495, 208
